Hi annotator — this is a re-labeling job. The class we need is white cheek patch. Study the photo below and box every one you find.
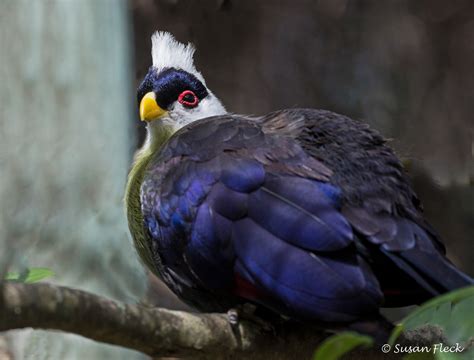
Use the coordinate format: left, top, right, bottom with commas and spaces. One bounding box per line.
165, 94, 227, 130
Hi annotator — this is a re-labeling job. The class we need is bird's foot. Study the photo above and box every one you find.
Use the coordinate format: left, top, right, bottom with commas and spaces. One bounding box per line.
227, 308, 239, 326
226, 304, 275, 333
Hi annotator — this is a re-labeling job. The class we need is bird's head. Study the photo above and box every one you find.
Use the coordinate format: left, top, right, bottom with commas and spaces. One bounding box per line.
137, 32, 226, 139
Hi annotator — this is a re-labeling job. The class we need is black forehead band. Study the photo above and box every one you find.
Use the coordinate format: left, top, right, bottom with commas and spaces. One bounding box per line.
137, 67, 208, 109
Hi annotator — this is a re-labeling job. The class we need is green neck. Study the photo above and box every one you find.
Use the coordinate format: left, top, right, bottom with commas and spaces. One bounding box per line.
125, 124, 174, 273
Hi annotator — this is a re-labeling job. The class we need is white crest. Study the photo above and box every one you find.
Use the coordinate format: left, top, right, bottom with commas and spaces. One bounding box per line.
151, 32, 205, 83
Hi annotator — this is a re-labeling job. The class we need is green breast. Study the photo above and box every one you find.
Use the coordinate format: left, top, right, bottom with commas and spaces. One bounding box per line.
125, 125, 175, 275
125, 147, 157, 274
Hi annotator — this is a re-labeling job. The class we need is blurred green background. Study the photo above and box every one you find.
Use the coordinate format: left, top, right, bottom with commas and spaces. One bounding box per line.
0, 0, 472, 358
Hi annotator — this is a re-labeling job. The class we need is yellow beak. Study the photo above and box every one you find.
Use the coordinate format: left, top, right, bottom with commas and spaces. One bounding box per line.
139, 92, 167, 121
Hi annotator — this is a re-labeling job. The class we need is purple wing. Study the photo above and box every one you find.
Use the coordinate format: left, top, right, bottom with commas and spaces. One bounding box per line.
146, 150, 384, 323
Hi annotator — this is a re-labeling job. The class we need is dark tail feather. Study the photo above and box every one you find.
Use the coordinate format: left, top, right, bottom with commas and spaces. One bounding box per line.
383, 248, 473, 295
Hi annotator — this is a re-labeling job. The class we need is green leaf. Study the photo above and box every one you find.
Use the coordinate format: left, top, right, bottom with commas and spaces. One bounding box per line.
389, 323, 405, 345
24, 268, 55, 283
4, 268, 54, 283
400, 286, 474, 345
5, 271, 20, 281
402, 286, 474, 328
313, 332, 374, 360
434, 352, 463, 360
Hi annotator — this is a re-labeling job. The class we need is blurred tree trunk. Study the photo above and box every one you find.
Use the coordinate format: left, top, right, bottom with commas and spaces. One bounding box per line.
0, 1, 147, 359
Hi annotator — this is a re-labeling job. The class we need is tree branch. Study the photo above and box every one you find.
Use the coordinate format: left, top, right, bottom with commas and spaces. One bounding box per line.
0, 282, 321, 359
0, 282, 450, 359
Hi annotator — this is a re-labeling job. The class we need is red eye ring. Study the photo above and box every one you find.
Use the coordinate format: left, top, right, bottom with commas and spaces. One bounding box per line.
178, 90, 199, 108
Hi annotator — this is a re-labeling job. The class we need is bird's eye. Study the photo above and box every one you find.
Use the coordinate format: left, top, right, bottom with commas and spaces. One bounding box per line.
178, 90, 199, 108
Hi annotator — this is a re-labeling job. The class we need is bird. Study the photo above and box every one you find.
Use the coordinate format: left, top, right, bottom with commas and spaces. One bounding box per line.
125, 32, 473, 340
